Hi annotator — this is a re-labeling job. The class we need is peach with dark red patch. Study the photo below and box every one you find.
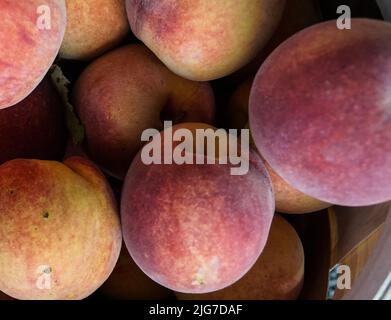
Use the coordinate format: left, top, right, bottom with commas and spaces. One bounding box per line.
73, 44, 215, 180
250, 19, 391, 206
177, 214, 305, 300
0, 76, 67, 165
0, 0, 66, 109
126, 0, 285, 81
121, 123, 274, 293
0, 157, 122, 300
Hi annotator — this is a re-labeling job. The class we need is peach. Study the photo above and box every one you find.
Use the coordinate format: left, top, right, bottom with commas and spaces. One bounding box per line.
73, 44, 215, 179
100, 245, 174, 300
0, 76, 67, 165
0, 157, 122, 300
250, 19, 391, 206
60, 0, 129, 60
121, 123, 274, 293
126, 0, 285, 81
223, 78, 330, 213
177, 214, 304, 300
0, 0, 66, 109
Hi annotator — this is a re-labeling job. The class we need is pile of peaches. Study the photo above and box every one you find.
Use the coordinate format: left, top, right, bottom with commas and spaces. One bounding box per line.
0, 0, 390, 300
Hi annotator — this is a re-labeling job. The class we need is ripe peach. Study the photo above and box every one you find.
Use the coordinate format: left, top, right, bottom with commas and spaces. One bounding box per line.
121, 123, 274, 293
126, 0, 285, 81
73, 44, 215, 179
223, 78, 330, 213
250, 19, 391, 206
0, 157, 122, 300
177, 214, 304, 300
60, 0, 129, 60
0, 76, 67, 165
0, 0, 66, 109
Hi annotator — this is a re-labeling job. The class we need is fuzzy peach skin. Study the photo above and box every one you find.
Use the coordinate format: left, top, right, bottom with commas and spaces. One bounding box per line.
0, 157, 122, 300
73, 44, 215, 180
265, 161, 331, 214
0, 0, 66, 109
126, 0, 285, 81
249, 133, 331, 214
177, 214, 304, 300
224, 78, 330, 214
250, 19, 391, 207
0, 76, 67, 165
121, 123, 275, 293
60, 0, 129, 60
100, 245, 174, 300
